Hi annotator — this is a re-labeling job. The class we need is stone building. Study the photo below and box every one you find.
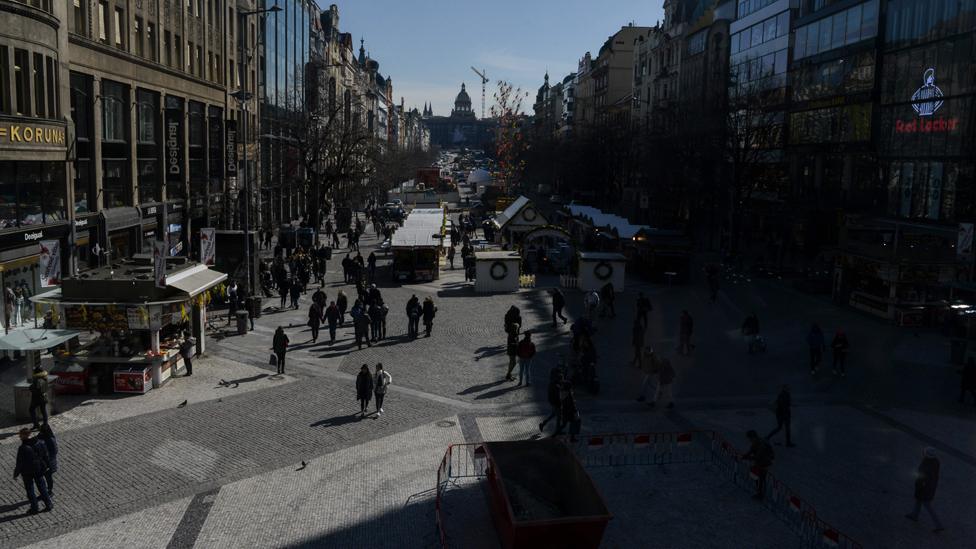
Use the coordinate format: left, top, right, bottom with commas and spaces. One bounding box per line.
423, 83, 494, 149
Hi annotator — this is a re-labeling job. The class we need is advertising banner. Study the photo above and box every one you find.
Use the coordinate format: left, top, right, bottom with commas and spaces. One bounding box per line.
154, 240, 167, 289
38, 239, 61, 287
165, 98, 184, 187
200, 227, 216, 266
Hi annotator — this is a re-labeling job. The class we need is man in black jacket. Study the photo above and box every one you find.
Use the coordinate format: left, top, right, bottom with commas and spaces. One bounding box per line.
766, 385, 795, 447
905, 447, 944, 532
539, 369, 565, 434
13, 428, 52, 514
744, 430, 774, 500
551, 289, 567, 326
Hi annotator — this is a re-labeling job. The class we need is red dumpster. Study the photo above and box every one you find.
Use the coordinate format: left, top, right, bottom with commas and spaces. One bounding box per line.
483, 439, 612, 549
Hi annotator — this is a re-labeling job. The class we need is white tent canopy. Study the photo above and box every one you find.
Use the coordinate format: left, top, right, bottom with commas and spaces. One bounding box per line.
566, 203, 649, 239
0, 329, 81, 351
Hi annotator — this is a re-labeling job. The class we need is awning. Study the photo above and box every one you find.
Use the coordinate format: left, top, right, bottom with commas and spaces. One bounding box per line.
100, 207, 142, 232
166, 265, 227, 297
0, 329, 81, 351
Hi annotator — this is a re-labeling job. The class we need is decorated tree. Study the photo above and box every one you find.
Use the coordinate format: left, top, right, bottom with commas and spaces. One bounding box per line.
490, 81, 529, 194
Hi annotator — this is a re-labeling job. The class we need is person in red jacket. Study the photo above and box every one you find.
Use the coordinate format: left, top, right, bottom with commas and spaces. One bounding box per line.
516, 332, 537, 386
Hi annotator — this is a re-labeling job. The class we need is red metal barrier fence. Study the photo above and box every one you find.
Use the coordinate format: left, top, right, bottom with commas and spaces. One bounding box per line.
434, 432, 863, 549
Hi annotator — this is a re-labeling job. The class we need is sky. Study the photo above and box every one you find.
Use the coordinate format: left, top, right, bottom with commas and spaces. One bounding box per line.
321, 0, 665, 116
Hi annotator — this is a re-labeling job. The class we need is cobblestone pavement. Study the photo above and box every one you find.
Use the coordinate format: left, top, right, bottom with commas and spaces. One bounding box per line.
0, 221, 973, 547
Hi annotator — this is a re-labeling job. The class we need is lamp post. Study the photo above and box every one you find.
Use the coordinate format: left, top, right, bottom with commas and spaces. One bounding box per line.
232, 3, 281, 295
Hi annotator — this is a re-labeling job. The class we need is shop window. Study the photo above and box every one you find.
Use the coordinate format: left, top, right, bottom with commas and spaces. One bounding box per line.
32, 53, 45, 118
14, 49, 29, 116
138, 159, 158, 203
0, 163, 18, 229
102, 159, 129, 208
20, 165, 44, 226
98, 1, 108, 44
0, 47, 9, 115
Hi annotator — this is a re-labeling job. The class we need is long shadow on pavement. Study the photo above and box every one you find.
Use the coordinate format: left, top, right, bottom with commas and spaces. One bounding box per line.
309, 414, 366, 428
457, 380, 506, 396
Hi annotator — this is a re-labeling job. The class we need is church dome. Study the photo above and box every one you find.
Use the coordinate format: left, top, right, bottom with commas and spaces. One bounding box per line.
455, 83, 472, 109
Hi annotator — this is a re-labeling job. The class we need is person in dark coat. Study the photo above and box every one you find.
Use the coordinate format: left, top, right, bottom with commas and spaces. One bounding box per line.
504, 305, 522, 334
289, 278, 302, 309
325, 301, 340, 343
278, 278, 290, 309
447, 246, 456, 269
272, 326, 289, 374
539, 369, 565, 434
630, 319, 645, 368
342, 254, 352, 283
960, 357, 976, 405
308, 302, 322, 343
368, 302, 383, 342
337, 290, 348, 326
422, 297, 437, 337
13, 428, 52, 514
406, 295, 421, 338
678, 310, 694, 355
367, 252, 377, 282
36, 424, 57, 495
765, 385, 795, 447
743, 430, 774, 500
905, 447, 944, 532
599, 282, 616, 318
551, 289, 567, 326
355, 364, 374, 416
832, 330, 850, 376
636, 292, 652, 327
354, 310, 372, 350
179, 332, 195, 376
28, 366, 50, 429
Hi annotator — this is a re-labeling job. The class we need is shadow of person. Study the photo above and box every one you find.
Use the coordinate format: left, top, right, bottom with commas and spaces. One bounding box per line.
309, 414, 363, 428
457, 379, 507, 396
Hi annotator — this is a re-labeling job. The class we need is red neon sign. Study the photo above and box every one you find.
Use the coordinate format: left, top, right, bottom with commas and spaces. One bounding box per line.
895, 117, 959, 134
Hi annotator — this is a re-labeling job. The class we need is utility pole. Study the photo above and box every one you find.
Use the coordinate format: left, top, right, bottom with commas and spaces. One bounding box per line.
471, 67, 488, 118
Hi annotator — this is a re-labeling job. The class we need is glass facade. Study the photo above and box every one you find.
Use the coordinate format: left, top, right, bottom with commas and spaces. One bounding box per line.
794, 0, 879, 60
885, 0, 976, 51
0, 162, 67, 228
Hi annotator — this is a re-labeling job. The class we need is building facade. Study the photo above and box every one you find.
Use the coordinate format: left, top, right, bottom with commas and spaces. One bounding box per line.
424, 83, 494, 149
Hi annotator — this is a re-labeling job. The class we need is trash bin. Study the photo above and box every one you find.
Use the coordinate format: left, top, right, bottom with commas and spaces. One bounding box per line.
236, 311, 250, 335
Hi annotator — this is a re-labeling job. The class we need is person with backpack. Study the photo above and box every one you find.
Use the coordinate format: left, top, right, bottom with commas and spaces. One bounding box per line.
550, 288, 567, 326
354, 309, 372, 350
373, 363, 392, 416
743, 430, 774, 500
28, 366, 50, 429
422, 297, 437, 337
766, 385, 795, 447
368, 301, 383, 342
13, 427, 52, 514
355, 364, 374, 417
516, 331, 537, 386
539, 369, 565, 434
36, 424, 58, 495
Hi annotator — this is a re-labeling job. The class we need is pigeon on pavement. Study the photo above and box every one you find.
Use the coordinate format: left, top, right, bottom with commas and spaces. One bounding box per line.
177, 400, 188, 408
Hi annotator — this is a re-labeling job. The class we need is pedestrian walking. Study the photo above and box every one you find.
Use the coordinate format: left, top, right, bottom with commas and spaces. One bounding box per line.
308, 302, 322, 343
599, 282, 616, 318
743, 430, 774, 500
557, 386, 581, 442
678, 310, 694, 355
367, 251, 377, 282
337, 290, 348, 326
831, 330, 850, 376
406, 295, 421, 338
342, 254, 351, 283
636, 346, 659, 402
504, 305, 522, 334
765, 385, 795, 447
504, 327, 519, 381
705, 264, 720, 303
325, 301, 340, 343
583, 290, 600, 321
289, 280, 301, 309
36, 424, 57, 495
272, 326, 289, 375
368, 302, 383, 342
28, 366, 50, 429
516, 331, 536, 386
447, 246, 456, 269
905, 447, 945, 533
960, 357, 976, 405
356, 364, 374, 416
278, 278, 290, 309
808, 323, 825, 375
636, 292, 652, 328
354, 309, 372, 349
422, 297, 437, 337
631, 319, 645, 368
550, 288, 567, 326
179, 332, 195, 376
539, 369, 565, 434
13, 427, 53, 514
649, 358, 676, 409
373, 364, 392, 415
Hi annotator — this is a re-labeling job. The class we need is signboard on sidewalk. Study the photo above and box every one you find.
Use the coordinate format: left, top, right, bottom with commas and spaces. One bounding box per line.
154, 240, 167, 289
38, 239, 61, 287
200, 228, 216, 266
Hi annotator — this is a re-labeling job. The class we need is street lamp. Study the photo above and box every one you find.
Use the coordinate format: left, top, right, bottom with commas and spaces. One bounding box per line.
233, 3, 281, 294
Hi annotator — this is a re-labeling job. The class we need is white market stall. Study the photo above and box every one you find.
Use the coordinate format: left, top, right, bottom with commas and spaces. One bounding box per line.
475, 251, 521, 293
492, 196, 548, 246
578, 252, 627, 292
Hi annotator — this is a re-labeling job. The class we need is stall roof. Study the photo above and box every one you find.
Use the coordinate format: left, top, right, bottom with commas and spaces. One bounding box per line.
166, 264, 228, 296
0, 329, 81, 351
579, 252, 627, 261
566, 203, 649, 239
493, 195, 531, 230
475, 251, 521, 260
392, 208, 445, 248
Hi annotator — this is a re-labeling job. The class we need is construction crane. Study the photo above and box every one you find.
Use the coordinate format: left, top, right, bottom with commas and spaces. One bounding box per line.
471, 66, 488, 119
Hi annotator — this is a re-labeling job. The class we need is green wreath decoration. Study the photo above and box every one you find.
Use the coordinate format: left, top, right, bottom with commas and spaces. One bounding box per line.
522, 206, 537, 222
594, 261, 613, 281
490, 261, 509, 280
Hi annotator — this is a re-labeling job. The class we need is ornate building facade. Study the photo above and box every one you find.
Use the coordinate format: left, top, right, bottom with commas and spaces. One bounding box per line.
423, 83, 494, 149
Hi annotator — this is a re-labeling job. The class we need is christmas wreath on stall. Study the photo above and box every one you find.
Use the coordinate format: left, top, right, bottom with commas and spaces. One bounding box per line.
594, 261, 613, 281
490, 261, 509, 281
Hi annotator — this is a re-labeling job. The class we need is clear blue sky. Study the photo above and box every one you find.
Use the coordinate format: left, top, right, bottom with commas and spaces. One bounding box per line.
321, 0, 664, 116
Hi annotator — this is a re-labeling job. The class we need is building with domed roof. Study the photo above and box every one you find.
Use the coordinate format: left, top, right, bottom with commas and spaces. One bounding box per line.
424, 83, 495, 149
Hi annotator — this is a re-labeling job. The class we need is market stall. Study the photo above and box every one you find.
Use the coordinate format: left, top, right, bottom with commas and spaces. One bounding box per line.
32, 256, 226, 395
391, 208, 447, 282
577, 252, 627, 292
492, 196, 548, 246
0, 328, 81, 421
475, 251, 521, 293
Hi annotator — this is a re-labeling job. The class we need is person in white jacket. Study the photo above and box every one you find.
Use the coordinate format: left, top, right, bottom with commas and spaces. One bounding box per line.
583, 290, 600, 321
374, 363, 392, 416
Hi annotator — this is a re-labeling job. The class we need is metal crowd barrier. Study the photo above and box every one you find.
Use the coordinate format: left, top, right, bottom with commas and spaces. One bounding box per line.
434, 433, 863, 549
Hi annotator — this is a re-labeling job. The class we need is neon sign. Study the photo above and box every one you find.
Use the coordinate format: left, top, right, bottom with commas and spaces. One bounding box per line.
911, 69, 944, 116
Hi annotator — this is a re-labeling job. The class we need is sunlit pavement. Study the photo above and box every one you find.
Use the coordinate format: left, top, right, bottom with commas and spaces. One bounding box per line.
0, 225, 973, 548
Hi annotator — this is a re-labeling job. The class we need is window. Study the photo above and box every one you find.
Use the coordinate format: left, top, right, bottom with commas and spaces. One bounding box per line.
187, 41, 194, 74
137, 95, 156, 144
147, 22, 156, 61
32, 53, 45, 118
0, 47, 9, 114
98, 1, 108, 43
71, 0, 85, 34
794, 1, 881, 60
732, 11, 789, 56
175, 34, 183, 68
164, 31, 171, 66
101, 81, 126, 142
134, 17, 143, 57
196, 46, 203, 77
102, 160, 128, 208
71, 72, 93, 214
114, 7, 125, 49
831, 9, 846, 50
14, 49, 28, 116
185, 0, 192, 15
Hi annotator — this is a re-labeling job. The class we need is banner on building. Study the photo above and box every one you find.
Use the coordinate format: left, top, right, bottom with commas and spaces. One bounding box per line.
225, 119, 238, 178
958, 223, 974, 261
154, 240, 167, 289
38, 240, 61, 287
200, 228, 216, 266
165, 98, 184, 186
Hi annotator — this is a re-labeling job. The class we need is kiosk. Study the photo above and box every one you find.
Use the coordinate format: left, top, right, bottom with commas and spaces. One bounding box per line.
578, 252, 627, 292
475, 251, 521, 293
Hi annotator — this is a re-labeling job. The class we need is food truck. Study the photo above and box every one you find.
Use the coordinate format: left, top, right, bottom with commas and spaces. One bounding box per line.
391, 208, 447, 282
